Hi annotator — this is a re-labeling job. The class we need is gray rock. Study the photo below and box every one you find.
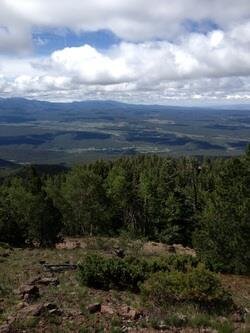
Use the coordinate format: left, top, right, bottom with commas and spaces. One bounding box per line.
101, 304, 115, 315
20, 303, 45, 316
0, 324, 12, 333
20, 302, 62, 317
86, 303, 101, 314
18, 285, 39, 302
37, 277, 59, 286
118, 306, 141, 320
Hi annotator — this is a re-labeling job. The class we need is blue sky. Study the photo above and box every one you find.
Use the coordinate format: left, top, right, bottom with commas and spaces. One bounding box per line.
32, 29, 121, 55
32, 20, 220, 56
0, 0, 250, 104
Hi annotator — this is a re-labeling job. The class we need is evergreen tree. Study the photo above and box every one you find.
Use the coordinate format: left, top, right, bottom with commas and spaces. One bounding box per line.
62, 166, 107, 235
193, 155, 250, 273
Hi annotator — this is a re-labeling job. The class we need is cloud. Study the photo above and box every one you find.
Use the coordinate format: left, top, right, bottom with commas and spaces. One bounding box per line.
1, 0, 250, 50
0, 25, 31, 53
1, 24, 250, 103
50, 45, 134, 84
46, 24, 250, 84
0, 0, 250, 103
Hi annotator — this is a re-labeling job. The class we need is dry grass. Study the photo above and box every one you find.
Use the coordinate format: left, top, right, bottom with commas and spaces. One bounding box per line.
221, 274, 250, 310
0, 237, 249, 333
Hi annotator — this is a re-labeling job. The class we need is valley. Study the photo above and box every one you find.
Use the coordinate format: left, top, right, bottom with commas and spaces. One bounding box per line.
0, 98, 249, 164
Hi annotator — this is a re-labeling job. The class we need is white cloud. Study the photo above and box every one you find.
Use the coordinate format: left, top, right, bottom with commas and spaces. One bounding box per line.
0, 29, 250, 104
50, 45, 134, 84
1, 0, 250, 50
1, 0, 250, 103
45, 24, 250, 85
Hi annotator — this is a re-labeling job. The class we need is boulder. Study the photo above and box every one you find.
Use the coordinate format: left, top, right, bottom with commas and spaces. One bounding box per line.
142, 242, 168, 256
56, 238, 84, 250
114, 247, 125, 258
20, 303, 45, 317
167, 245, 176, 253
19, 302, 62, 317
118, 306, 141, 320
16, 302, 27, 310
172, 244, 196, 256
232, 308, 247, 323
101, 305, 115, 315
26, 276, 59, 286
86, 303, 101, 314
42, 263, 77, 272
44, 302, 62, 316
0, 323, 12, 333
37, 277, 59, 286
18, 285, 39, 302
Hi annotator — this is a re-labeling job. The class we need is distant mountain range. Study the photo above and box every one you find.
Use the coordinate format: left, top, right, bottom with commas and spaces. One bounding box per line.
1, 97, 250, 109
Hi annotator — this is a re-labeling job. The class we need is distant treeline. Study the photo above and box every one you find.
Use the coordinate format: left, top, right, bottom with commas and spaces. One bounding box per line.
0, 147, 249, 274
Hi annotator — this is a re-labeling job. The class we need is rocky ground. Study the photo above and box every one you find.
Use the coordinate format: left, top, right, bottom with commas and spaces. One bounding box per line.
0, 237, 249, 333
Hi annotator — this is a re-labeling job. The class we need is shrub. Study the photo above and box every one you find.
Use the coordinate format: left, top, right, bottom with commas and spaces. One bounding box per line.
78, 254, 145, 291
78, 253, 200, 291
125, 254, 199, 275
189, 314, 234, 333
140, 265, 232, 308
0, 242, 12, 249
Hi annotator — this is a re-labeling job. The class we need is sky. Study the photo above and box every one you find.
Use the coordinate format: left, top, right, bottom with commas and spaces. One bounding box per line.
0, 0, 250, 104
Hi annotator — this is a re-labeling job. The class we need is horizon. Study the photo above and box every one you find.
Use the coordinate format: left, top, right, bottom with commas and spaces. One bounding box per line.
1, 96, 250, 109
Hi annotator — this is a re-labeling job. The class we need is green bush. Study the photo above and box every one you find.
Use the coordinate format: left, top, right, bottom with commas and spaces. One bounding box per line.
78, 253, 199, 291
0, 242, 12, 249
78, 254, 145, 291
140, 265, 232, 308
124, 254, 199, 277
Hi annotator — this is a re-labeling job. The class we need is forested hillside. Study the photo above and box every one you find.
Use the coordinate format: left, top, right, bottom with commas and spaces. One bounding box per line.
1, 147, 249, 274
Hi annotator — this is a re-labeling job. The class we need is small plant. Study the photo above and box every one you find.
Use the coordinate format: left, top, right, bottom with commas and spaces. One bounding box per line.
0, 242, 11, 249
189, 313, 213, 328
0, 275, 11, 297
79, 328, 93, 333
140, 264, 232, 308
13, 317, 39, 330
164, 313, 188, 327
189, 314, 234, 333
110, 316, 123, 333
213, 321, 234, 333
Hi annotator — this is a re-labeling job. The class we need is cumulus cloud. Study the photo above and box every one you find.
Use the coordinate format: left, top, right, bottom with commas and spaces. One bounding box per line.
41, 24, 250, 86
1, 25, 250, 103
0, 0, 250, 103
50, 45, 134, 84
